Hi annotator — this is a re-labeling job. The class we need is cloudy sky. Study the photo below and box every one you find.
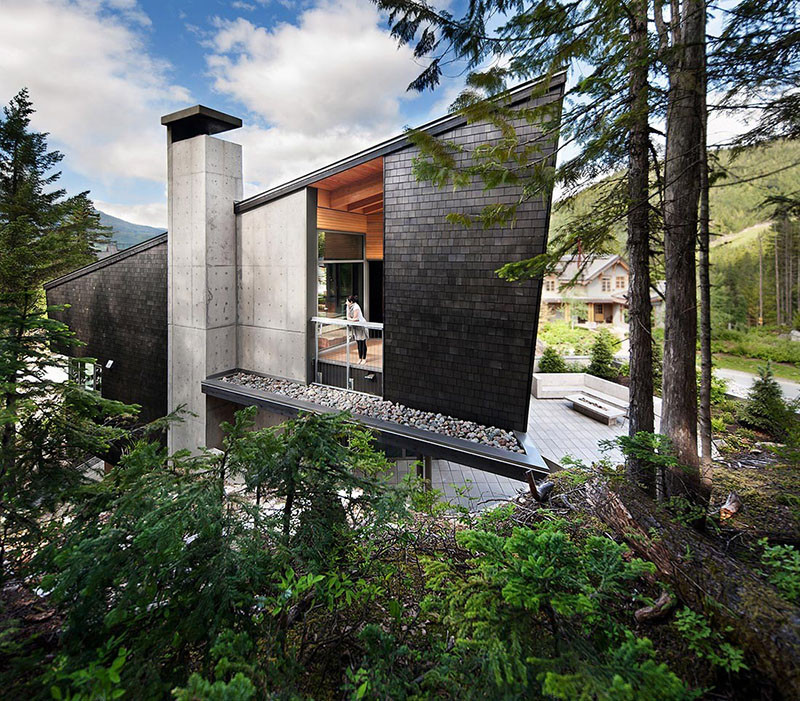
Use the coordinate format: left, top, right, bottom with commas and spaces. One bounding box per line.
0, 0, 751, 229
0, 0, 465, 227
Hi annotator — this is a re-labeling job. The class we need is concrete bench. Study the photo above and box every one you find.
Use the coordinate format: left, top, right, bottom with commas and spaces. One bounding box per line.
566, 393, 627, 425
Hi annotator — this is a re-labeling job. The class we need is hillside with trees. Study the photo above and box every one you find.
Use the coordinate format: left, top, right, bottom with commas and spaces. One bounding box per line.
549, 139, 800, 254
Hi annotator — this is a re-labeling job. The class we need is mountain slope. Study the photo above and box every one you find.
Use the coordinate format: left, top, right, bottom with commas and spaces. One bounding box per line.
550, 139, 800, 249
97, 211, 164, 250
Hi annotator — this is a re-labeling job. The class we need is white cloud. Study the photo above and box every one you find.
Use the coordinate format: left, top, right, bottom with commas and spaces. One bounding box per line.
207, 0, 423, 190
0, 0, 190, 185
232, 124, 386, 198
94, 199, 167, 228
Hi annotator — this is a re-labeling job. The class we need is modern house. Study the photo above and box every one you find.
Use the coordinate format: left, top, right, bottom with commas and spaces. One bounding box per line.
541, 253, 664, 330
45, 73, 565, 479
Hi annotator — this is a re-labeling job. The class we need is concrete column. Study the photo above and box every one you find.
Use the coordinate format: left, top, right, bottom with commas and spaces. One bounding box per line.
162, 106, 242, 453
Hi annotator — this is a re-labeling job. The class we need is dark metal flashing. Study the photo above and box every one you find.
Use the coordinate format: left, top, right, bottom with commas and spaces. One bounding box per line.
161, 105, 242, 143
44, 232, 168, 290
202, 372, 550, 482
235, 71, 567, 215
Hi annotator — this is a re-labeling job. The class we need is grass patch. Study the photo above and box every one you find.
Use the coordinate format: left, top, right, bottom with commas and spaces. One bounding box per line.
713, 353, 800, 383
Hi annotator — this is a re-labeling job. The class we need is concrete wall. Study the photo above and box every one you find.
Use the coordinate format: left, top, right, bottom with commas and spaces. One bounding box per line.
236, 188, 316, 383
531, 372, 663, 416
167, 134, 242, 452
45, 236, 168, 424
383, 89, 561, 432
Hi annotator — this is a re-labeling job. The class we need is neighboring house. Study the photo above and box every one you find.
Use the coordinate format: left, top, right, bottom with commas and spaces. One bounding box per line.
541, 254, 663, 330
45, 74, 565, 473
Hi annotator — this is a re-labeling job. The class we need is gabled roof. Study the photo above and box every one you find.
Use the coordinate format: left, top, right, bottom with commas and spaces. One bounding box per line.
44, 231, 167, 289
235, 70, 567, 215
554, 254, 628, 284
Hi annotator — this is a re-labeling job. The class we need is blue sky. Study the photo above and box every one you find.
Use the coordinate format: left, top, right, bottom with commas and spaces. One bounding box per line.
0, 0, 748, 228
0, 0, 464, 227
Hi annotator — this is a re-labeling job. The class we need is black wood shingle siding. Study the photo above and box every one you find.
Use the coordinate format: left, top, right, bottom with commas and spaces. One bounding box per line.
383, 110, 556, 431
45, 237, 168, 423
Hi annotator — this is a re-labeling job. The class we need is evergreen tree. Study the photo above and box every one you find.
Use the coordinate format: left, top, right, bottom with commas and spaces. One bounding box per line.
587, 330, 618, 381
739, 362, 796, 439
0, 89, 125, 581
538, 345, 566, 373
0, 88, 108, 295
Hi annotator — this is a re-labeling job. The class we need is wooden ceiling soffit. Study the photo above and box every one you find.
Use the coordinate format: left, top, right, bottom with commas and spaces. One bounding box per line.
329, 173, 383, 211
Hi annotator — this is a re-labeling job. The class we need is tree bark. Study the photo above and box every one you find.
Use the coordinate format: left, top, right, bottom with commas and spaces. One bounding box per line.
775, 233, 782, 325
660, 0, 704, 487
587, 481, 800, 700
759, 233, 764, 325
625, 0, 655, 492
698, 32, 713, 478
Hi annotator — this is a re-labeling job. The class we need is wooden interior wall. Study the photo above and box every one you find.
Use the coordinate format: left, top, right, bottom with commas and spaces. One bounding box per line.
316, 207, 367, 234
366, 214, 383, 260
314, 166, 384, 260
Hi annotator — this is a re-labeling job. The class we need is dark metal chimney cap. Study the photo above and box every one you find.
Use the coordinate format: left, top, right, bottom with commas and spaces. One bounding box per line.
161, 105, 242, 143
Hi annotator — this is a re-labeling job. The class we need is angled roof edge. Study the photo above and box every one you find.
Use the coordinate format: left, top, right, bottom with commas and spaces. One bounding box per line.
586, 255, 628, 281
44, 232, 168, 290
235, 70, 567, 215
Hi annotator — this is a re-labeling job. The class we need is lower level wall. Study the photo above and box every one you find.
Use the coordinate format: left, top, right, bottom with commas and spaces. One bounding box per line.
45, 236, 168, 424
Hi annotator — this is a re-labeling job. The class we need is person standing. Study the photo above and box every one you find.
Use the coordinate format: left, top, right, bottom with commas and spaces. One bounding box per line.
346, 294, 368, 363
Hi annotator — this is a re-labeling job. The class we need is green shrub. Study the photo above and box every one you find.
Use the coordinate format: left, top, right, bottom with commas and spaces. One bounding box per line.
538, 321, 595, 354
539, 346, 567, 373
418, 519, 690, 699
759, 539, 800, 603
673, 608, 747, 674
35, 409, 409, 697
711, 327, 800, 364
587, 329, 619, 381
738, 362, 796, 438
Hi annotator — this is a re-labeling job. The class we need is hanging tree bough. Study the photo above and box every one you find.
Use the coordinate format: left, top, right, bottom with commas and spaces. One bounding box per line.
585, 480, 800, 698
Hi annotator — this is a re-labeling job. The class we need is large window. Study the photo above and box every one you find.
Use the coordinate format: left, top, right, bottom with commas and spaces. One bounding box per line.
317, 231, 364, 317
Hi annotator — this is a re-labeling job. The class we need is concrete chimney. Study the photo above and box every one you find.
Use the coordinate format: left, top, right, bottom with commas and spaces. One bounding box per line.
162, 106, 242, 453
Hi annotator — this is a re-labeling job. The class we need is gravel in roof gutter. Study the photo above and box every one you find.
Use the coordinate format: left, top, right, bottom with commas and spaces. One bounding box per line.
221, 372, 525, 454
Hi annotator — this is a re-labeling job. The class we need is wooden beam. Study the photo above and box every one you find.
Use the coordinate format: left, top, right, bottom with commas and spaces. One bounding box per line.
361, 201, 384, 215
315, 188, 331, 208
347, 192, 383, 212
330, 174, 382, 210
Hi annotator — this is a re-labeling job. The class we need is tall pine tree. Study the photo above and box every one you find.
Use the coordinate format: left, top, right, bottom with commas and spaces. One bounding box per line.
0, 89, 131, 581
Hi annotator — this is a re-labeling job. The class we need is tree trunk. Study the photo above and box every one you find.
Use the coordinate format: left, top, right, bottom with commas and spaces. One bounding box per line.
661, 0, 704, 487
625, 0, 655, 492
787, 230, 793, 321
775, 234, 782, 325
587, 481, 800, 700
759, 233, 764, 325
697, 34, 713, 478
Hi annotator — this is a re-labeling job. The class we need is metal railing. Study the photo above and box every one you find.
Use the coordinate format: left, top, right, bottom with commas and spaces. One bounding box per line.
311, 316, 383, 395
